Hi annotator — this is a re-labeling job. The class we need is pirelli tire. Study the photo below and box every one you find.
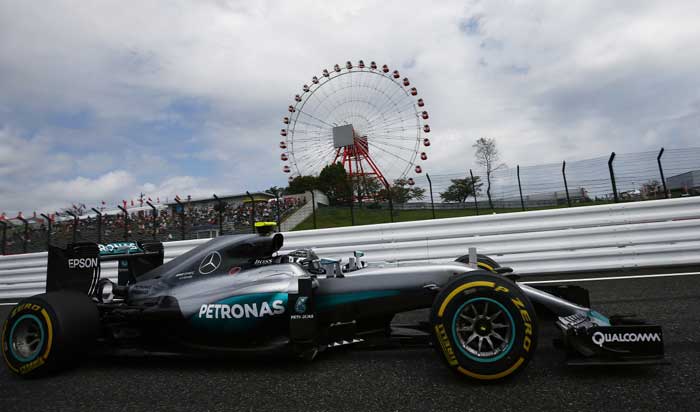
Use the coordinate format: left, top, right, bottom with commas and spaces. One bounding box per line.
455, 254, 502, 273
2, 291, 99, 378
430, 271, 538, 381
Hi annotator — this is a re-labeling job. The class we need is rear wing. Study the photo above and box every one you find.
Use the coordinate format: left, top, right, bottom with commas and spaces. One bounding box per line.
46, 241, 164, 294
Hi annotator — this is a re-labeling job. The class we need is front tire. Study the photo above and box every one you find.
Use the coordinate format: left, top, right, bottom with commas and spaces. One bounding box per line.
455, 254, 502, 273
430, 271, 537, 381
2, 291, 99, 377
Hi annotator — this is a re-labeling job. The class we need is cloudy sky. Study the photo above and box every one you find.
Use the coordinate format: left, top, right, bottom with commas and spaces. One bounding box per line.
1, 0, 699, 214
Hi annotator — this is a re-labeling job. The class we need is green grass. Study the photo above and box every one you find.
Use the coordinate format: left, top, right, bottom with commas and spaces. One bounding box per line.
291, 200, 619, 231
293, 206, 529, 231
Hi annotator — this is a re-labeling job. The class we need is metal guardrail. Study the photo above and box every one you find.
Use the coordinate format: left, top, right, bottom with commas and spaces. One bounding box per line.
2, 197, 700, 300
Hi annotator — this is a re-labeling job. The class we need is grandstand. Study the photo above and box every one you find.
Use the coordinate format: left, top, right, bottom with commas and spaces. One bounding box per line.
0, 192, 308, 255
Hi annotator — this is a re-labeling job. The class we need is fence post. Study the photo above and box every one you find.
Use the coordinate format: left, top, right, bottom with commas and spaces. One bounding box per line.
117, 206, 129, 240
173, 199, 185, 240
213, 194, 224, 236
657, 148, 668, 199
311, 190, 317, 229
91, 208, 102, 243
517, 165, 525, 211
146, 202, 157, 240
275, 192, 281, 231
0, 221, 6, 255
349, 183, 355, 226
384, 182, 395, 223
246, 192, 256, 233
18, 216, 29, 253
426, 173, 436, 219
486, 174, 494, 213
41, 213, 52, 247
356, 179, 364, 209
562, 161, 572, 207
65, 211, 78, 243
608, 152, 618, 203
469, 169, 479, 216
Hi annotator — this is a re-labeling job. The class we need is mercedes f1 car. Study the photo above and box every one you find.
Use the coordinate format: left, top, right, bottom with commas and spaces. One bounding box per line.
2, 226, 665, 380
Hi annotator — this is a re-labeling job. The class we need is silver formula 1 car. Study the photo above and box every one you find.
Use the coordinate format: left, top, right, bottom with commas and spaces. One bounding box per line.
2, 228, 664, 380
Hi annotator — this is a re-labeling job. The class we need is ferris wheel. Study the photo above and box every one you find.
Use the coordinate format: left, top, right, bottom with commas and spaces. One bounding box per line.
280, 60, 431, 188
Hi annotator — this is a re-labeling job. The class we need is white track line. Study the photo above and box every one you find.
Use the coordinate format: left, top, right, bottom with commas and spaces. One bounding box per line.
0, 272, 698, 306
521, 271, 700, 285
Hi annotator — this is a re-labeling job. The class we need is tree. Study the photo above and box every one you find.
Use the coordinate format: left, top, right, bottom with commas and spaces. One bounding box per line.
440, 176, 483, 203
351, 176, 383, 203
641, 179, 663, 199
473, 137, 505, 211
266, 186, 284, 197
378, 178, 425, 204
318, 163, 350, 205
286, 175, 318, 195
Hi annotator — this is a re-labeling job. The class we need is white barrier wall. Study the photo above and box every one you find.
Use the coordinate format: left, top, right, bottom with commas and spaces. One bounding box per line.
2, 197, 700, 300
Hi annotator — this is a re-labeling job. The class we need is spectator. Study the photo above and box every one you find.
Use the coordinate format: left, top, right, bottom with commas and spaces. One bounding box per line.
1, 196, 306, 254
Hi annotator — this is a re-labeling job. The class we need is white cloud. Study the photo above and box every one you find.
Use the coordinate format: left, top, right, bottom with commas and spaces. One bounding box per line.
139, 175, 225, 203
3, 170, 136, 214
1, 0, 699, 213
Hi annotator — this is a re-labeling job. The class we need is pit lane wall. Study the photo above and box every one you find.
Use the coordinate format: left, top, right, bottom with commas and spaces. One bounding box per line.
2, 197, 700, 300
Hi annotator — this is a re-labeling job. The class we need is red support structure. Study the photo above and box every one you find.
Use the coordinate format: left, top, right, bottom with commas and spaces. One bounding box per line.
333, 134, 389, 190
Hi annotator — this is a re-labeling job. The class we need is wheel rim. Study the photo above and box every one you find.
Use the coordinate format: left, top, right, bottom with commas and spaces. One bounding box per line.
452, 298, 514, 362
9, 314, 45, 362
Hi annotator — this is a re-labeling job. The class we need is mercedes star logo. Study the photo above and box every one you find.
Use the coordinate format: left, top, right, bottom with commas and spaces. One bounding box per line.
198, 251, 222, 275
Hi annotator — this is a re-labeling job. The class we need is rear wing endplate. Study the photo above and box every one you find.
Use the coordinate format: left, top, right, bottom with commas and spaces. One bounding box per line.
46, 240, 164, 293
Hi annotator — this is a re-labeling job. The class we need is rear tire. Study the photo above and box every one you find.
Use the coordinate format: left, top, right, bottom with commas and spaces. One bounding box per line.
2, 291, 99, 378
430, 271, 537, 381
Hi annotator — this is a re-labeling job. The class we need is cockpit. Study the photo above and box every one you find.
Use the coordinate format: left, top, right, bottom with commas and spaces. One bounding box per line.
276, 248, 366, 278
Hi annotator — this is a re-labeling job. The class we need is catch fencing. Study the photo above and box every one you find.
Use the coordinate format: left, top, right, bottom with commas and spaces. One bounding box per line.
294, 147, 700, 230
0, 192, 314, 255
1, 196, 699, 300
2, 147, 699, 250
422, 147, 700, 207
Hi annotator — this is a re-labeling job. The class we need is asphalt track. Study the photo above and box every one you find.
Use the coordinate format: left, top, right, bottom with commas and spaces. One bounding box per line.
0, 271, 699, 412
